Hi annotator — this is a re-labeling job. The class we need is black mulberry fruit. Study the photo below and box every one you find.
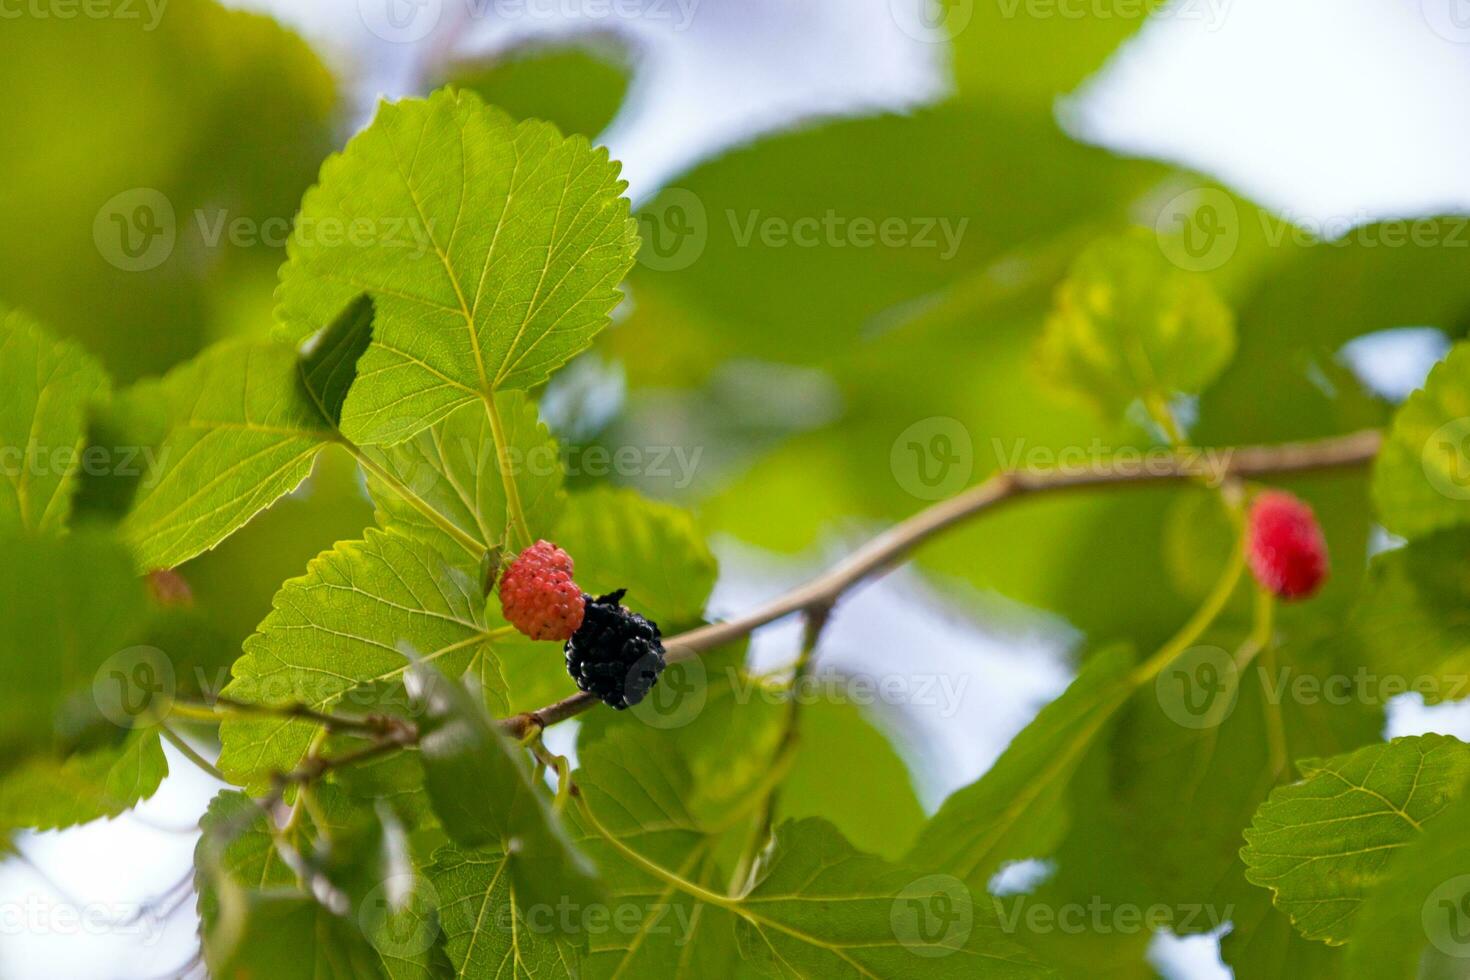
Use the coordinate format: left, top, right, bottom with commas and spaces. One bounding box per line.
564, 590, 665, 709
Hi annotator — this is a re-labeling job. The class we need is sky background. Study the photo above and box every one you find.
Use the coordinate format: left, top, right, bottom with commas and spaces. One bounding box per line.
4, 1, 1470, 977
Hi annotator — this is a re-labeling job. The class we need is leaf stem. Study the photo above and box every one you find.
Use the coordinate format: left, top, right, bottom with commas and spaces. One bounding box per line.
484, 393, 533, 550
349, 447, 488, 559
158, 724, 226, 782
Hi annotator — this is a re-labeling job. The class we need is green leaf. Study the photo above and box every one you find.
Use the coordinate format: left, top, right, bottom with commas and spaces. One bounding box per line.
120, 336, 342, 571
1351, 529, 1470, 704
622, 103, 1164, 373
362, 390, 564, 557
210, 894, 388, 980
1034, 231, 1236, 417
776, 697, 925, 862
439, 39, 632, 139
0, 531, 148, 767
413, 666, 600, 914
0, 728, 166, 832
428, 842, 584, 979
1241, 734, 1470, 944
0, 306, 111, 534
1343, 788, 1470, 979
948, 1, 1164, 108
1374, 340, 1470, 540
553, 487, 717, 625
570, 724, 744, 979
276, 87, 639, 445
737, 818, 1051, 978
908, 646, 1137, 886
217, 526, 507, 792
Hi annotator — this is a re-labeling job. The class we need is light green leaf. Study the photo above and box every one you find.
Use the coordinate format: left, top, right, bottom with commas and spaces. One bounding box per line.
276, 87, 639, 445
737, 818, 1051, 978
1344, 788, 1470, 979
554, 487, 717, 626
0, 728, 166, 832
908, 646, 1136, 886
0, 306, 110, 534
1373, 340, 1470, 540
120, 335, 341, 571
1241, 734, 1470, 944
217, 526, 508, 792
439, 38, 632, 139
363, 390, 564, 557
1035, 230, 1236, 417
776, 697, 925, 862
413, 666, 600, 914
570, 724, 744, 979
0, 531, 148, 768
429, 842, 584, 980
1351, 529, 1470, 704
209, 894, 387, 980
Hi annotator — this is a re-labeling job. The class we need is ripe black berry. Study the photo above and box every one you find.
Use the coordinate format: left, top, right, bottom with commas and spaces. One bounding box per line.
564, 590, 665, 709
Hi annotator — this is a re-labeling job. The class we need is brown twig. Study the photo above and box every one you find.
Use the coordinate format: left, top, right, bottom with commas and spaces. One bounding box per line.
498, 428, 1382, 738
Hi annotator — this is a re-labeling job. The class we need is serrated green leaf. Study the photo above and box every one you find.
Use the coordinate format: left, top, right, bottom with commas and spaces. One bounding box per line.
413, 666, 600, 915
218, 526, 508, 792
1351, 529, 1470, 705
0, 531, 148, 768
428, 842, 584, 979
1035, 231, 1236, 417
1241, 734, 1470, 944
908, 646, 1137, 886
737, 818, 1052, 978
363, 390, 563, 558
1374, 340, 1470, 540
0, 728, 165, 832
554, 486, 717, 626
276, 87, 639, 445
0, 306, 111, 534
1343, 788, 1470, 979
120, 335, 342, 571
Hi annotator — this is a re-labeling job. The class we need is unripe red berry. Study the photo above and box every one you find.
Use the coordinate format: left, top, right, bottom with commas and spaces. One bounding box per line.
499, 540, 586, 641
1246, 491, 1328, 600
